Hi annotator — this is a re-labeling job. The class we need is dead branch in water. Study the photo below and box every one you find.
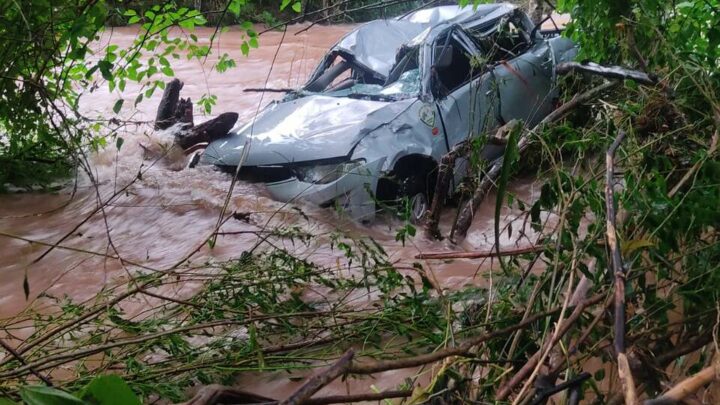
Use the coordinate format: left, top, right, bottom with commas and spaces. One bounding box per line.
415, 245, 543, 260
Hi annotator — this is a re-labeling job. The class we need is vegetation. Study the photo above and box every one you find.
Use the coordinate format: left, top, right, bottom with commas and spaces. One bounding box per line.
1, 0, 719, 404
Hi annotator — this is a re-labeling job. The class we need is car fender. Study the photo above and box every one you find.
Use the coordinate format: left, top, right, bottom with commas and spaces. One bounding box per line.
351, 99, 447, 174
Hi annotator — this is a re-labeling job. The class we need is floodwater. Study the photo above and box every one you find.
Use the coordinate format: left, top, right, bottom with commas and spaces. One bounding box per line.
0, 24, 543, 399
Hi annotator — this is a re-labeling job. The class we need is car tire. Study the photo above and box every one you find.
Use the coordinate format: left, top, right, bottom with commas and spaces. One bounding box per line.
397, 172, 432, 224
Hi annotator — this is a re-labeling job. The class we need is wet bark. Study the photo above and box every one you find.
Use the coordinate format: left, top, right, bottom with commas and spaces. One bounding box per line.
174, 112, 239, 149
155, 78, 184, 130
423, 141, 469, 239
154, 79, 238, 151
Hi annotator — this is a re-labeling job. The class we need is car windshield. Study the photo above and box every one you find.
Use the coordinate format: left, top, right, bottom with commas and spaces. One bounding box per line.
303, 48, 421, 101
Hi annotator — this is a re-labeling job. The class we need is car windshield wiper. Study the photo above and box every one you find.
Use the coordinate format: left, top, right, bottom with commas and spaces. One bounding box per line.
346, 93, 398, 101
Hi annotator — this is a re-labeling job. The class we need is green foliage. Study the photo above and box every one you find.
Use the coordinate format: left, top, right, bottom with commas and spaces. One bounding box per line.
11, 375, 140, 405
0, 0, 274, 189
558, 0, 720, 71
18, 386, 84, 405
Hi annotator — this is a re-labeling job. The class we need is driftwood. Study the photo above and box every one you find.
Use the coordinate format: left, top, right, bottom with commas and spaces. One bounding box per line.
451, 80, 619, 241
555, 62, 657, 86
175, 112, 239, 149
155, 78, 185, 130
153, 79, 239, 152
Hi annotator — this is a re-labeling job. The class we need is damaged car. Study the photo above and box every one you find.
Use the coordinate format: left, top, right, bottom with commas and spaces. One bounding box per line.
197, 3, 577, 222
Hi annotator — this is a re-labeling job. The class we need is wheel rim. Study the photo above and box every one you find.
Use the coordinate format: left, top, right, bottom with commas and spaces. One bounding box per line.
410, 192, 427, 222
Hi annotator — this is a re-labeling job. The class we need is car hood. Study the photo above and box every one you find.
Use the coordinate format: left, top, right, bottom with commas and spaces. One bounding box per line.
201, 95, 412, 167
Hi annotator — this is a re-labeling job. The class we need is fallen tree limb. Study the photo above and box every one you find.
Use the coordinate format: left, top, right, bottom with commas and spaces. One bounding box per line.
555, 62, 657, 86
179, 386, 411, 405
424, 141, 469, 239
347, 294, 604, 375
174, 112, 239, 149
280, 349, 355, 405
451, 80, 619, 240
415, 245, 543, 260
495, 292, 598, 400
0, 337, 53, 386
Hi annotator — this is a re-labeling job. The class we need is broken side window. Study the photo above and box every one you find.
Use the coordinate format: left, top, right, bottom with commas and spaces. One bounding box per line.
432, 34, 474, 96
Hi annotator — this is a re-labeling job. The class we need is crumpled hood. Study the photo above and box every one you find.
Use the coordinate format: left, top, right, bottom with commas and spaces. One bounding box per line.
201, 95, 409, 167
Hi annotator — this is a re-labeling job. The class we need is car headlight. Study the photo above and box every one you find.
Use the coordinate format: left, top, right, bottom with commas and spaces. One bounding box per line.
293, 159, 365, 184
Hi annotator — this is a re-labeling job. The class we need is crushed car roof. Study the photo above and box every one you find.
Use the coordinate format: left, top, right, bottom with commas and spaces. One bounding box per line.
330, 3, 517, 78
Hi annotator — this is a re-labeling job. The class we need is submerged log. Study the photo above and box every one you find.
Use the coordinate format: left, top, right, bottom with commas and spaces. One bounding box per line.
175, 112, 239, 150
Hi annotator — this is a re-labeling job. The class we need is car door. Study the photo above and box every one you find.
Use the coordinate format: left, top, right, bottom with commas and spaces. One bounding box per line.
489, 17, 554, 127
432, 29, 500, 189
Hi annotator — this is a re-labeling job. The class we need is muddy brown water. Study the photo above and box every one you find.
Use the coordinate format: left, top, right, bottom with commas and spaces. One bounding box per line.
0, 24, 544, 399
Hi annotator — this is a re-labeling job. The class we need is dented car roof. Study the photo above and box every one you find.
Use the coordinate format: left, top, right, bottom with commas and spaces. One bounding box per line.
330, 3, 516, 78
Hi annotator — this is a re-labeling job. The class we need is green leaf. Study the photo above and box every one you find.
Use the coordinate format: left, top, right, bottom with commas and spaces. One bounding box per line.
240, 42, 250, 56
97, 60, 114, 81
79, 375, 140, 405
19, 386, 84, 405
112, 99, 124, 114
161, 66, 174, 77
280, 0, 292, 11
229, 0, 242, 16
116, 137, 124, 150
0, 398, 18, 405
291, 2, 302, 12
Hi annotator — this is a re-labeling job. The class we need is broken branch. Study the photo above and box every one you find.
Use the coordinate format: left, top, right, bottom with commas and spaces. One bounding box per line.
279, 349, 355, 405
555, 62, 657, 86
605, 130, 638, 405
645, 360, 719, 405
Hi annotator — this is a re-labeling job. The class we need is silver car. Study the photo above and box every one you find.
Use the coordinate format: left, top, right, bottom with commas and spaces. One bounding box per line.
199, 3, 576, 222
